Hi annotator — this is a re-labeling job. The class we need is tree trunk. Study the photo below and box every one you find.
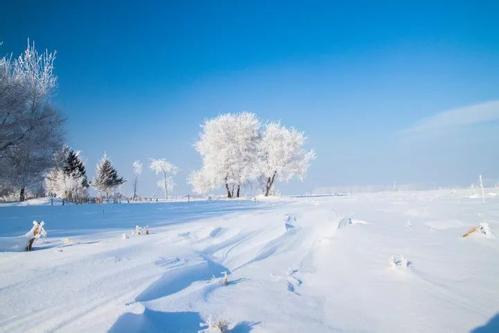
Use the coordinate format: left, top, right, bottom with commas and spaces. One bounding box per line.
236, 185, 240, 198
264, 171, 277, 197
163, 173, 168, 201
225, 182, 232, 198
133, 177, 138, 200
25, 238, 35, 251
19, 187, 25, 202
264, 180, 271, 196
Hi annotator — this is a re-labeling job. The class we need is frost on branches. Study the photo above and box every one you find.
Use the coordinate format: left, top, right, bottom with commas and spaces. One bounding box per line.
92, 154, 125, 200
44, 146, 89, 203
150, 159, 178, 200
190, 113, 315, 197
190, 113, 261, 198
258, 122, 315, 196
132, 160, 143, 200
0, 40, 63, 201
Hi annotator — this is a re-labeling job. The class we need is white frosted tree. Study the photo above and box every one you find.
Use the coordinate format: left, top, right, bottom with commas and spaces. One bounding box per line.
0, 40, 63, 201
258, 122, 316, 196
150, 159, 178, 200
188, 169, 214, 195
13, 39, 57, 105
93, 154, 125, 200
44, 168, 67, 199
44, 146, 89, 202
156, 178, 175, 198
190, 112, 260, 198
45, 168, 86, 202
132, 160, 143, 200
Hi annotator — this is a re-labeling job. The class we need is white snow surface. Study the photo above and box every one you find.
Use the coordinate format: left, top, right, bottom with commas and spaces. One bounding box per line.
0, 190, 498, 332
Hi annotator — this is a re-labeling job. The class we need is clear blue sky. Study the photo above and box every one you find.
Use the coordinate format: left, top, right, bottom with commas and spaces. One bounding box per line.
2, 1, 499, 195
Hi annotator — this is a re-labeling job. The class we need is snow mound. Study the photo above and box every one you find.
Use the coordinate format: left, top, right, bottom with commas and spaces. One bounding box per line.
390, 255, 411, 269
133, 225, 150, 236
337, 217, 352, 229
284, 215, 296, 231
200, 316, 229, 333
478, 223, 494, 239
337, 217, 368, 229
351, 218, 369, 225
0, 220, 47, 252
462, 223, 495, 239
209, 227, 224, 238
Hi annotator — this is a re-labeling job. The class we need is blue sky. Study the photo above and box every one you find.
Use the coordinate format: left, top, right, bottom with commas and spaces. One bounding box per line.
2, 1, 499, 195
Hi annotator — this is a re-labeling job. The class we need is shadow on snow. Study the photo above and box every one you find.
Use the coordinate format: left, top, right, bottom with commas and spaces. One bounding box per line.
471, 313, 499, 333
109, 309, 202, 333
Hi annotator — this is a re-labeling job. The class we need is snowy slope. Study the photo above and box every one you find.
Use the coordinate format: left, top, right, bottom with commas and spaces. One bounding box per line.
0, 190, 498, 332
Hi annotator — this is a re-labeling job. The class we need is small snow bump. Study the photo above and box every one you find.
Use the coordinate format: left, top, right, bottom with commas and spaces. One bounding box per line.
390, 255, 411, 269
337, 217, 352, 229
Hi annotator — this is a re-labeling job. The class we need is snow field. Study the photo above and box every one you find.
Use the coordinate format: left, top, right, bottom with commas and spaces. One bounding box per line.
0, 189, 498, 332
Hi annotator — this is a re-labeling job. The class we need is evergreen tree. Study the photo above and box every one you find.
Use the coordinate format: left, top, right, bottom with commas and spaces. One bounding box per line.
44, 146, 89, 202
93, 154, 125, 200
64, 149, 89, 189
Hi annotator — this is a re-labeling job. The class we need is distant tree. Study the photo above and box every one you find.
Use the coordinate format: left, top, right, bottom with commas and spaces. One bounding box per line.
258, 122, 315, 196
0, 40, 63, 201
93, 154, 125, 200
189, 113, 260, 198
189, 169, 213, 197
132, 160, 143, 200
45, 146, 89, 202
150, 159, 177, 200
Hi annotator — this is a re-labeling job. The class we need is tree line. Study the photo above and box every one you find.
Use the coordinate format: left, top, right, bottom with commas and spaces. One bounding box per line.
0, 41, 315, 202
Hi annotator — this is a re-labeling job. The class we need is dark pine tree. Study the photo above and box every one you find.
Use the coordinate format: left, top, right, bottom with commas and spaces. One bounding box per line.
52, 146, 89, 202
64, 149, 89, 189
93, 156, 125, 200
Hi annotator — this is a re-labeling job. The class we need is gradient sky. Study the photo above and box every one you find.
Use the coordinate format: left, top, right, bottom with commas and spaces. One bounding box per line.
2, 1, 499, 196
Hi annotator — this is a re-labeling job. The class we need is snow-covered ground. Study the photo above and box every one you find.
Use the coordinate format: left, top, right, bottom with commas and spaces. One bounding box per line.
0, 190, 498, 332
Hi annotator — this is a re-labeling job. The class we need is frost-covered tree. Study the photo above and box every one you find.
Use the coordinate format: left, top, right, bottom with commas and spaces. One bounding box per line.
93, 154, 125, 200
190, 113, 260, 198
132, 160, 143, 200
45, 146, 89, 202
0, 40, 63, 201
0, 58, 28, 156
0, 40, 57, 154
44, 168, 66, 199
189, 169, 214, 196
150, 159, 177, 200
156, 178, 175, 198
258, 122, 315, 196
3, 103, 63, 201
